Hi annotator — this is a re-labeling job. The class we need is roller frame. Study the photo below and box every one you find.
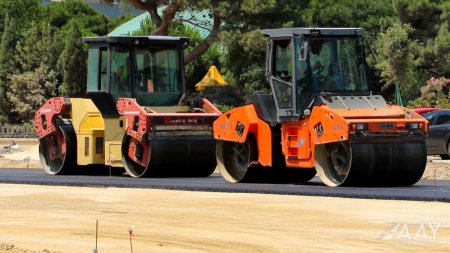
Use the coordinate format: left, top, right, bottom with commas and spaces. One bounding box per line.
118, 97, 220, 177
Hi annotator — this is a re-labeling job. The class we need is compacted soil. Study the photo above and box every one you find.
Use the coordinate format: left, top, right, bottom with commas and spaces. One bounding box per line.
1, 138, 450, 252
0, 184, 449, 253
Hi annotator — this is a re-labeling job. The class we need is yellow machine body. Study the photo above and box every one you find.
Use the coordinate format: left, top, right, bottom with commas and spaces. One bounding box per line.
69, 98, 125, 167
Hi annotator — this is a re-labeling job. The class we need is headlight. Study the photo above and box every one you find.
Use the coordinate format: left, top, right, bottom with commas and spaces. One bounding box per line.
406, 122, 421, 130
352, 123, 368, 131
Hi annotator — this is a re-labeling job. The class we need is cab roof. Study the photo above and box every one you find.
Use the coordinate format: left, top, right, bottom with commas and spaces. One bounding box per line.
82, 36, 189, 47
262, 28, 364, 38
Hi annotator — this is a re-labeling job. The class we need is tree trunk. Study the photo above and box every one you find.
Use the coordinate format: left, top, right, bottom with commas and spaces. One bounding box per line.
127, 0, 221, 64
152, 1, 180, 36
184, 6, 221, 64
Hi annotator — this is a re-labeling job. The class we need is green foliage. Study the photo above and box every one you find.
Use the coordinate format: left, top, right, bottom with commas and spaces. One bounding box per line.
0, 0, 41, 36
15, 22, 41, 73
374, 23, 418, 99
131, 17, 156, 36
59, 21, 87, 97
307, 0, 396, 32
0, 0, 447, 122
221, 29, 267, 92
393, 0, 450, 99
220, 0, 397, 97
0, 15, 17, 79
40, 23, 65, 73
0, 15, 17, 119
7, 65, 58, 123
42, 0, 110, 36
432, 19, 450, 76
0, 1, 120, 123
14, 22, 64, 89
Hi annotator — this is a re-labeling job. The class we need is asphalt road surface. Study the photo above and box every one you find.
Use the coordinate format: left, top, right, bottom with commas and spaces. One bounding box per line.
0, 167, 449, 202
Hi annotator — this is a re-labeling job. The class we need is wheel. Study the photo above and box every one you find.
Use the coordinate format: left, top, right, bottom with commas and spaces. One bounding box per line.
440, 154, 450, 160
216, 137, 257, 183
217, 137, 316, 184
39, 124, 77, 175
314, 141, 351, 186
440, 142, 450, 160
122, 135, 151, 177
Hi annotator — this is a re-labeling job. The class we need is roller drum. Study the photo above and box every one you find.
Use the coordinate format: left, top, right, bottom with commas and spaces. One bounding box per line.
347, 141, 426, 186
123, 134, 216, 177
315, 140, 427, 187
39, 124, 77, 175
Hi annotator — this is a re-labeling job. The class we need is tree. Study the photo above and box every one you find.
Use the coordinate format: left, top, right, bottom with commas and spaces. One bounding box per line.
219, 1, 300, 92
374, 23, 418, 100
59, 21, 87, 97
0, 0, 41, 37
0, 15, 18, 123
221, 29, 267, 92
14, 22, 41, 73
305, 0, 396, 32
7, 65, 58, 123
123, 0, 222, 64
393, 0, 450, 101
14, 22, 64, 72
14, 21, 64, 104
43, 0, 110, 36
219, 0, 393, 93
40, 23, 65, 74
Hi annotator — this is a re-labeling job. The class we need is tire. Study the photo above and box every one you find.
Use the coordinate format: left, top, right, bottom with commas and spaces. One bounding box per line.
440, 142, 450, 160
216, 137, 258, 183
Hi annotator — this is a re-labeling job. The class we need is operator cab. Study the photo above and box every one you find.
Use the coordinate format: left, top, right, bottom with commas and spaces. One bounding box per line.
263, 28, 370, 121
83, 36, 189, 106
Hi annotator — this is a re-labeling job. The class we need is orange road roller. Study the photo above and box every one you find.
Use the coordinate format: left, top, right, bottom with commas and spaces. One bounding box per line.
213, 28, 428, 186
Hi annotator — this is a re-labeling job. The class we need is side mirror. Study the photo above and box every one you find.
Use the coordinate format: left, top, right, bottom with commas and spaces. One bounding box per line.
299, 41, 308, 61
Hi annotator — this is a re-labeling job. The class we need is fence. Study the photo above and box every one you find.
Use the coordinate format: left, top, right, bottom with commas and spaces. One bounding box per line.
0, 124, 37, 138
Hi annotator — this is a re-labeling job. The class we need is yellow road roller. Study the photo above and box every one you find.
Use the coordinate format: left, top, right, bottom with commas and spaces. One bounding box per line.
34, 36, 221, 177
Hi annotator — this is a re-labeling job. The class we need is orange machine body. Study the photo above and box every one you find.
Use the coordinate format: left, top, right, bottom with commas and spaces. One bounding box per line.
213, 102, 428, 170
213, 104, 273, 167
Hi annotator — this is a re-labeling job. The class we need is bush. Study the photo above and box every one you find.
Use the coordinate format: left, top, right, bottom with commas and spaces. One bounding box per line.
408, 77, 450, 108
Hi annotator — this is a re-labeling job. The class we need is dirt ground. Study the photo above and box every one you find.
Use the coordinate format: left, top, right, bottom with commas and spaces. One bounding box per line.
1, 139, 450, 252
0, 184, 449, 253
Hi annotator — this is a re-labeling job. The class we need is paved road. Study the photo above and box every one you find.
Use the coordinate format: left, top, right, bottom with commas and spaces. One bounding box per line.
0, 168, 449, 202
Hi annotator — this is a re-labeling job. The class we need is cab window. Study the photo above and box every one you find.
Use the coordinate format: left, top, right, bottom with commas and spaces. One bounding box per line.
271, 39, 293, 109
110, 47, 132, 93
